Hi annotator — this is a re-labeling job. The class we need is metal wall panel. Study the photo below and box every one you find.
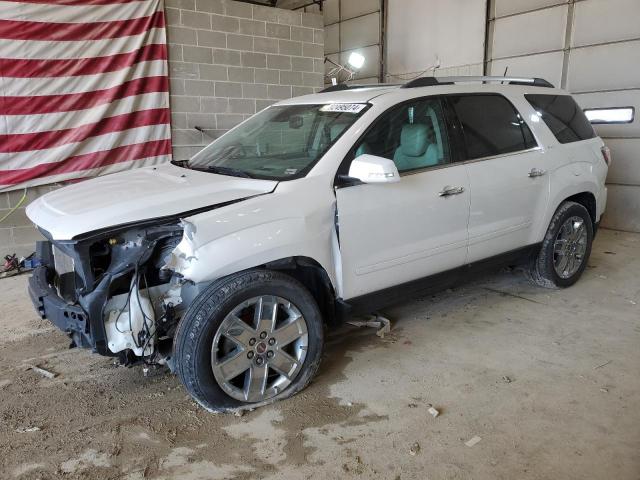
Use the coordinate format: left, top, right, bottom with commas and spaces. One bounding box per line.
601, 185, 640, 231
574, 90, 640, 138
492, 5, 567, 58
324, 23, 340, 54
487, 0, 640, 231
313, 0, 381, 84
324, 0, 339, 24
494, 0, 565, 18
489, 51, 564, 86
601, 139, 640, 186
349, 76, 381, 84
340, 12, 380, 51
386, 0, 486, 78
340, 0, 380, 20
567, 40, 640, 93
572, 0, 640, 47
436, 63, 484, 77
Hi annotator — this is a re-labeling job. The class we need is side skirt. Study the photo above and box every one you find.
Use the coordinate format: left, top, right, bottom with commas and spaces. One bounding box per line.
337, 243, 541, 319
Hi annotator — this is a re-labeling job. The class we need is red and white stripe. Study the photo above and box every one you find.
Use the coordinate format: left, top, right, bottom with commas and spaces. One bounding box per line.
0, 0, 171, 191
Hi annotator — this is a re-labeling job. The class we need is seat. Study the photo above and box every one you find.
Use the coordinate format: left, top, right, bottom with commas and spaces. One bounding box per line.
393, 123, 439, 172
332, 123, 370, 158
330, 123, 347, 140
354, 142, 371, 157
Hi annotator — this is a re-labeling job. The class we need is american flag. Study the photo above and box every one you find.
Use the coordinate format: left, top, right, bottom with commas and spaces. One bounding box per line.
0, 0, 172, 192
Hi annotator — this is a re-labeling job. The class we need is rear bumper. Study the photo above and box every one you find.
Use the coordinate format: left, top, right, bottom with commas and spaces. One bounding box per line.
28, 266, 93, 348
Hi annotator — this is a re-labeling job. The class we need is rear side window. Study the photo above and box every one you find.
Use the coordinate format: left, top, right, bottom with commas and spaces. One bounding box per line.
525, 94, 596, 144
448, 94, 537, 160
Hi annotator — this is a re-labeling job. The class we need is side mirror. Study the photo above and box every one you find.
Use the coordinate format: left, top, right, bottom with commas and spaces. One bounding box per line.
348, 154, 400, 184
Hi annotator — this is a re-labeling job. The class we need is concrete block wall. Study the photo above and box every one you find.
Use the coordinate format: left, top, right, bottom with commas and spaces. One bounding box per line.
0, 184, 58, 258
166, 0, 325, 160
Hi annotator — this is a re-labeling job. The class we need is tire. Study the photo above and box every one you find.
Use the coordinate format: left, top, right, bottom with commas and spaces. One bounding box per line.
173, 269, 324, 413
527, 201, 593, 289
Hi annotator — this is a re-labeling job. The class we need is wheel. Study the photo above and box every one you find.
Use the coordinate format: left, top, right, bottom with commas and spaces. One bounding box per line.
173, 269, 324, 412
527, 201, 593, 288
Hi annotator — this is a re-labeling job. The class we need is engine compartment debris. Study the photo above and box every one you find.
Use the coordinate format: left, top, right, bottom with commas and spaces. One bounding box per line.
347, 313, 391, 338
409, 442, 421, 456
28, 365, 57, 379
593, 360, 612, 370
465, 436, 482, 447
15, 426, 41, 433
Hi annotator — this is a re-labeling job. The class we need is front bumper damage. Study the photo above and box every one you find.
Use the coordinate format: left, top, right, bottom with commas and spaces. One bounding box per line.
26, 195, 261, 360
28, 223, 184, 357
29, 264, 92, 348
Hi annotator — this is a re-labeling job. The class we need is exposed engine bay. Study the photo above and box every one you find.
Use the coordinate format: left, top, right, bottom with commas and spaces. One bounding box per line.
31, 219, 205, 368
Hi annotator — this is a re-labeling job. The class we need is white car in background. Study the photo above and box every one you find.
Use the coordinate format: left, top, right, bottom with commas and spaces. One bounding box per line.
26, 76, 609, 412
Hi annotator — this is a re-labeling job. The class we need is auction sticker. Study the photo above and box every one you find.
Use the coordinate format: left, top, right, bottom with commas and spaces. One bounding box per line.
320, 103, 367, 113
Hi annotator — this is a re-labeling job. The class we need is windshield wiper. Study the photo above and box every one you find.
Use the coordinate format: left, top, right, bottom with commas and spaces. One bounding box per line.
203, 166, 255, 178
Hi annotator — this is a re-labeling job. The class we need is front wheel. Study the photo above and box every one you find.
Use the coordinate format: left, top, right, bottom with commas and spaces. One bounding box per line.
527, 201, 593, 289
173, 270, 324, 412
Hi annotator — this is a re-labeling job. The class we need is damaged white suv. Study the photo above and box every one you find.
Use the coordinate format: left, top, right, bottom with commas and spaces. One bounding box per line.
27, 76, 609, 412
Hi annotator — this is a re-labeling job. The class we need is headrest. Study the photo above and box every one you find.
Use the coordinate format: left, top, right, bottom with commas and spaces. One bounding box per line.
400, 124, 429, 157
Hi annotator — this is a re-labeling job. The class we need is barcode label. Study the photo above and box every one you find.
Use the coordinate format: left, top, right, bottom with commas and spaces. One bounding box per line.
320, 103, 367, 113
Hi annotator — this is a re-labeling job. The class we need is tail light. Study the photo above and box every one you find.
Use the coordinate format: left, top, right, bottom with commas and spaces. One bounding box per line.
601, 145, 612, 166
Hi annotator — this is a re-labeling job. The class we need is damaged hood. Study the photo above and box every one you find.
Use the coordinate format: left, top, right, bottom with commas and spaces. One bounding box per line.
26, 163, 278, 240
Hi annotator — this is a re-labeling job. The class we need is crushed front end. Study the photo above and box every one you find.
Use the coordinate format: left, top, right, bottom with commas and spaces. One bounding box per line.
28, 221, 195, 365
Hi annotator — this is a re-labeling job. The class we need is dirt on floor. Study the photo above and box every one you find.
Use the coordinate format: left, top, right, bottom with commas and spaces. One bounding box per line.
0, 228, 639, 480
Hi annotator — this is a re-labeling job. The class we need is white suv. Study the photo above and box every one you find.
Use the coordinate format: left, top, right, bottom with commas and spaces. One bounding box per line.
27, 76, 609, 412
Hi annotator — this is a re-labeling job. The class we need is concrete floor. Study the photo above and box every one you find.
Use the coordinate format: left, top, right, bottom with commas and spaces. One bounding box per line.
0, 228, 638, 480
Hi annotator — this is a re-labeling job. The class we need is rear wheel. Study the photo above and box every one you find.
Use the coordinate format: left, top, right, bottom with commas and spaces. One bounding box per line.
174, 269, 324, 412
527, 201, 593, 288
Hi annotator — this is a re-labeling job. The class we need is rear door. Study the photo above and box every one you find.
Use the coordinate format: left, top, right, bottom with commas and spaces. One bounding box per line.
335, 96, 470, 299
445, 94, 551, 262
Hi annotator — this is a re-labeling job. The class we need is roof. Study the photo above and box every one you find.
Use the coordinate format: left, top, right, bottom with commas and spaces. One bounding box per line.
275, 76, 567, 106
277, 85, 397, 105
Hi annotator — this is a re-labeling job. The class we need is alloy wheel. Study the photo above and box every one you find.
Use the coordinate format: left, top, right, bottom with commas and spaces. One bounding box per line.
211, 295, 309, 403
553, 216, 588, 279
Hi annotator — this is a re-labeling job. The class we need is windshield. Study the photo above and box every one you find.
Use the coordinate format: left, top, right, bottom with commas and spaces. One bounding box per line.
188, 103, 368, 180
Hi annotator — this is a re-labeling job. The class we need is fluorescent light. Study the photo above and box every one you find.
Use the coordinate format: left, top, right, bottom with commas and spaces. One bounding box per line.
347, 52, 365, 70
584, 107, 634, 124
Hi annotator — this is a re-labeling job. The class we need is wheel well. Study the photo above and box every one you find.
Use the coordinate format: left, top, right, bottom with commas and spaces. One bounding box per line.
263, 256, 338, 326
565, 192, 597, 227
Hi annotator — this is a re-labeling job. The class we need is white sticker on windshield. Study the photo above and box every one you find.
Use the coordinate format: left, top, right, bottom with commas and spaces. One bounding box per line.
320, 103, 367, 114
284, 168, 298, 175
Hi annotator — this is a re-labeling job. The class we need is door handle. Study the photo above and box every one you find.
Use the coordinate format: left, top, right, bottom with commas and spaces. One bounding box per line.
439, 185, 465, 197
528, 168, 546, 178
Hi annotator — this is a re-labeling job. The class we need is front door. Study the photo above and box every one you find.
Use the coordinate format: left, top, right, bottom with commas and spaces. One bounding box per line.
335, 97, 470, 299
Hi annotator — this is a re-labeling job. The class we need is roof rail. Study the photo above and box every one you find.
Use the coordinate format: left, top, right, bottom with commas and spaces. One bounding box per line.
400, 77, 444, 88
319, 83, 399, 93
402, 76, 554, 89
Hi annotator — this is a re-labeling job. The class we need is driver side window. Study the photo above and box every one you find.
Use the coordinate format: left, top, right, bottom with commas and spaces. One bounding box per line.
354, 97, 451, 173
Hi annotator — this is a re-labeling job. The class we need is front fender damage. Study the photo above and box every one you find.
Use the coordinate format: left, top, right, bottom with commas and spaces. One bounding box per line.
163, 219, 198, 278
